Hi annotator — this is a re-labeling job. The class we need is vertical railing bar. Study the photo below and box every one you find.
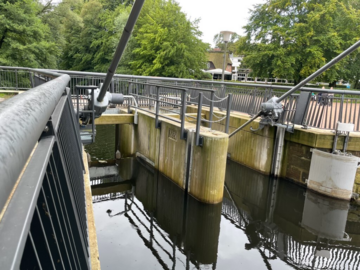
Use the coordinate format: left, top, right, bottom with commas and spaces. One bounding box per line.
35, 206, 56, 269
339, 94, 344, 123
91, 89, 95, 143
58, 123, 82, 222
44, 164, 74, 270
155, 86, 160, 128
225, 94, 232, 134
209, 91, 214, 129
52, 145, 88, 268
334, 97, 339, 129
195, 93, 203, 146
29, 232, 44, 270
50, 153, 81, 270
57, 125, 88, 248
180, 90, 186, 140
240, 89, 248, 112
329, 96, 333, 129
324, 98, 329, 129
40, 184, 68, 269
314, 102, 322, 128
350, 98, 354, 123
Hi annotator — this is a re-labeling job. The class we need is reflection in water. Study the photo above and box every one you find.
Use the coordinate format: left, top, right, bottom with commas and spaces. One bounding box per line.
91, 155, 360, 269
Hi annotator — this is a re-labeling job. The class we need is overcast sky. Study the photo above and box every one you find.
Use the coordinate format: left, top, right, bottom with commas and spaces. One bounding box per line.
52, 0, 266, 46
175, 0, 266, 46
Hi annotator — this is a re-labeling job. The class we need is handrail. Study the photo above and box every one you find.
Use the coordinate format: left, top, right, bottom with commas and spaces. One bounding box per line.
0, 70, 70, 212
1, 66, 359, 95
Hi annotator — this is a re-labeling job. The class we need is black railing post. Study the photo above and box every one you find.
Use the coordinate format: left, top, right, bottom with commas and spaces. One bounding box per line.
15, 69, 18, 90
339, 94, 344, 123
155, 86, 160, 129
128, 81, 132, 113
195, 93, 203, 146
209, 91, 214, 129
180, 90, 187, 140
225, 93, 232, 134
91, 88, 95, 143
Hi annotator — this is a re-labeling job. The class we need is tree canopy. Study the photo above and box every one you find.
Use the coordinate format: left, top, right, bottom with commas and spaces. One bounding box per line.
238, 0, 360, 85
0, 0, 209, 79
0, 0, 58, 68
129, 0, 209, 78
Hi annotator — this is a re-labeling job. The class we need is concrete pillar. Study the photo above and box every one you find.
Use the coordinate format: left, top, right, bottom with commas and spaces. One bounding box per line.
189, 132, 229, 204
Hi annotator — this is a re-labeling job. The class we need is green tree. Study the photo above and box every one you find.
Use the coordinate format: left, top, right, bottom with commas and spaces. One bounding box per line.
239, 0, 360, 85
0, 0, 58, 68
61, 0, 133, 72
129, 0, 209, 78
91, 4, 132, 72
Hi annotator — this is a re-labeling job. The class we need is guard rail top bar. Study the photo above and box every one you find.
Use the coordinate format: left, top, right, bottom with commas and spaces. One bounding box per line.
1, 66, 360, 95
0, 70, 69, 212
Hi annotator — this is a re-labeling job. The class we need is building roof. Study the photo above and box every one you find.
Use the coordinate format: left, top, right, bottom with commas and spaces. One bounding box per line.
207, 51, 231, 69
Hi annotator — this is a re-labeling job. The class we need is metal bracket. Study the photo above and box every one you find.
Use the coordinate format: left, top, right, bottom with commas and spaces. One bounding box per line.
181, 130, 188, 140
40, 119, 54, 139
155, 120, 162, 129
196, 136, 204, 147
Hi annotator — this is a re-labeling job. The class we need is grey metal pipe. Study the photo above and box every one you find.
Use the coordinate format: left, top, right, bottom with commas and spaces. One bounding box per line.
97, 0, 145, 102
277, 39, 360, 103
228, 111, 262, 138
0, 74, 70, 212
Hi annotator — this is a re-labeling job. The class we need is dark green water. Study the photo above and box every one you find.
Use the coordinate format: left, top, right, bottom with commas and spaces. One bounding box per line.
87, 125, 360, 270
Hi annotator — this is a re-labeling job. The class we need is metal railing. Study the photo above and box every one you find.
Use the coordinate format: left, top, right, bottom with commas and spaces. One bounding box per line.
2, 66, 360, 132
0, 67, 235, 145
44, 69, 360, 132
0, 69, 89, 269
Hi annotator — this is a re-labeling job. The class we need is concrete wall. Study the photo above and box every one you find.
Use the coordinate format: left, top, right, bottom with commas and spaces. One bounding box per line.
187, 106, 360, 194
118, 110, 229, 204
187, 106, 275, 174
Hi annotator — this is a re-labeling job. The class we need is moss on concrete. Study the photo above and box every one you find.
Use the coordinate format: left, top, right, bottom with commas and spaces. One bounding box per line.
158, 121, 187, 188
187, 105, 275, 174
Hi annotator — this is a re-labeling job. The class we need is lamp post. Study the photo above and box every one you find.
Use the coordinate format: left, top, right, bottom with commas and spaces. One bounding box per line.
220, 31, 234, 81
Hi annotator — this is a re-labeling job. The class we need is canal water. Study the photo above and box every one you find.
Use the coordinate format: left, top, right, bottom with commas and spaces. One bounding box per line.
87, 126, 360, 270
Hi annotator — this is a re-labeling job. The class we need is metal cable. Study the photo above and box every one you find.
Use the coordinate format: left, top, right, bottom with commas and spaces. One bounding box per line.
185, 114, 227, 123
202, 94, 228, 103
201, 115, 227, 123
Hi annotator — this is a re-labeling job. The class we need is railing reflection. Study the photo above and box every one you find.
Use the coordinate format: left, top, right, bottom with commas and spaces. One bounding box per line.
91, 158, 360, 270
91, 157, 222, 269
224, 160, 360, 269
